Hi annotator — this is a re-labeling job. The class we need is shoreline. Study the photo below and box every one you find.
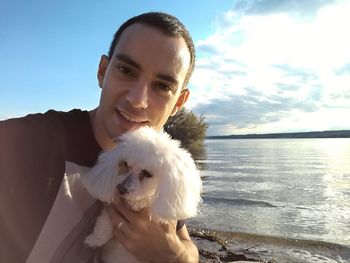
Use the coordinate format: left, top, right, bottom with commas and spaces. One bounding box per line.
206, 130, 350, 140
188, 225, 350, 262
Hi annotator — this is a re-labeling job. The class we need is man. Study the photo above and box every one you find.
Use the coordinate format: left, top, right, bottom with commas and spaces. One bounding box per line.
0, 12, 199, 262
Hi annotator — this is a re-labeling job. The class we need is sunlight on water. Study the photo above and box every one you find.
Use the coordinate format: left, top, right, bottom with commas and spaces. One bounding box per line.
193, 138, 350, 247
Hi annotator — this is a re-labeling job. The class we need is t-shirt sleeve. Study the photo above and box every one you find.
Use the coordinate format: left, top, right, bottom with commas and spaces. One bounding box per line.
0, 112, 67, 262
0, 110, 100, 263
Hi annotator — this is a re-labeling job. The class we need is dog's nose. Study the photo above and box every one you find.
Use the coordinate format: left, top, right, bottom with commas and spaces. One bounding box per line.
117, 184, 128, 195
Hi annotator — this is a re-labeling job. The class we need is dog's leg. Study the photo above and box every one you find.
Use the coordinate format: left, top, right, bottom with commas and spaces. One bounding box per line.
85, 208, 113, 247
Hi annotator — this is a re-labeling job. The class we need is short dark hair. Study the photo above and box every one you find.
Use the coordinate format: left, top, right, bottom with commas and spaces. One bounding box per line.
108, 12, 196, 87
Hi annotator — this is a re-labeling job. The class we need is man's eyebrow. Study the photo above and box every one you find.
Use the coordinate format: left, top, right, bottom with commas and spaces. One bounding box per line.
114, 53, 141, 70
156, 73, 178, 85
114, 53, 179, 85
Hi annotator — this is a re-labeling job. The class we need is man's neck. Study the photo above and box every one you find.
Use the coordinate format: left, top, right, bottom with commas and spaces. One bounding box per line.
89, 109, 116, 151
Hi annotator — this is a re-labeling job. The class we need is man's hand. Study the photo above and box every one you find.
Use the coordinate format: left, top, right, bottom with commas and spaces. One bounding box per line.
106, 201, 198, 262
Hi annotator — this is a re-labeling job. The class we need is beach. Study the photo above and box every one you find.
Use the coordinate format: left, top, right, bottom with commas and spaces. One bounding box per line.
188, 225, 350, 262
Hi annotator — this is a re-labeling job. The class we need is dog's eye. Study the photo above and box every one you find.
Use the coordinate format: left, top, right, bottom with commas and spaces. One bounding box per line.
118, 161, 129, 174
142, 170, 152, 178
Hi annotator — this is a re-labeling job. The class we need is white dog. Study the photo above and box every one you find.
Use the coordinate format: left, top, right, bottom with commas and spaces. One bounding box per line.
81, 126, 202, 263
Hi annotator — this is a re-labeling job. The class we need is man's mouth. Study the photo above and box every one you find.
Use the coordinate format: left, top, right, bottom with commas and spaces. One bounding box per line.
118, 109, 147, 124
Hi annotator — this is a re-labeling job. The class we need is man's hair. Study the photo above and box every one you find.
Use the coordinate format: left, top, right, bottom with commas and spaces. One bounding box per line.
108, 12, 196, 87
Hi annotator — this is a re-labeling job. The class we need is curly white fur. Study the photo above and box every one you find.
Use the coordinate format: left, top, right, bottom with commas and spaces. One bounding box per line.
81, 126, 202, 263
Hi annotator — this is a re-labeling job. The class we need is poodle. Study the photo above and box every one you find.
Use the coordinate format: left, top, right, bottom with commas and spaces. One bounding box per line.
81, 126, 202, 263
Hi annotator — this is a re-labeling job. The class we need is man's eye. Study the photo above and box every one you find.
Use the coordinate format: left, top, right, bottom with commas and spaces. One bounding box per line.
117, 65, 134, 76
154, 82, 172, 92
142, 170, 153, 178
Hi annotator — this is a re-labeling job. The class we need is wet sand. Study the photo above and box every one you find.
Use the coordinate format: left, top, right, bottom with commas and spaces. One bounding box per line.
188, 225, 350, 263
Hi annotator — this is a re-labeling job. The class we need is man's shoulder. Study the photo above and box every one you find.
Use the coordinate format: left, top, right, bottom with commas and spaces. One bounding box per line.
1, 109, 89, 137
0, 109, 89, 129
0, 109, 91, 155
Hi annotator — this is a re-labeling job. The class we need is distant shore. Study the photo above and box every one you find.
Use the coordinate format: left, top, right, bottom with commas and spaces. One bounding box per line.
207, 130, 350, 139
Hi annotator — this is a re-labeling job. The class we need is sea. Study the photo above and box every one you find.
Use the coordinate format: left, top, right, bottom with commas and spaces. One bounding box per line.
188, 138, 350, 262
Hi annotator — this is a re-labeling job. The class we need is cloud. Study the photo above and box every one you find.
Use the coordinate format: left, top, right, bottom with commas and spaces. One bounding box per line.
192, 84, 322, 135
232, 0, 336, 17
335, 63, 350, 75
188, 0, 350, 135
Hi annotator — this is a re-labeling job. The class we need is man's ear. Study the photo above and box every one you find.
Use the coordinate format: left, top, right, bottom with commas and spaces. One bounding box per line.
97, 55, 109, 89
170, 89, 190, 116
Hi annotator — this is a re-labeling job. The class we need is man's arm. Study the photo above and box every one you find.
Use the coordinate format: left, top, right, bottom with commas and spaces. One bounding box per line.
107, 202, 199, 263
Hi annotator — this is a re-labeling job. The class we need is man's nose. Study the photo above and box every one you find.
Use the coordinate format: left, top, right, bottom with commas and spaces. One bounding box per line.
126, 80, 149, 110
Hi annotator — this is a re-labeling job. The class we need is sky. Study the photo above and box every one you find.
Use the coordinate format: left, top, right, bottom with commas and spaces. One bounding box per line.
1, 0, 350, 136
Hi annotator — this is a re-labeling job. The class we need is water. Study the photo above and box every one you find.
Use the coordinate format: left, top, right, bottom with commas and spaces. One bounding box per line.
188, 138, 350, 260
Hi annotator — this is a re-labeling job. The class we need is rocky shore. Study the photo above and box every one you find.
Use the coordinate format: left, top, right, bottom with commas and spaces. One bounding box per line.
188, 225, 350, 263
188, 226, 272, 262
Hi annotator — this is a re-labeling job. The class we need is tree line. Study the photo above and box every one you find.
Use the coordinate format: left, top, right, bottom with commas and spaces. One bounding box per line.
164, 108, 208, 160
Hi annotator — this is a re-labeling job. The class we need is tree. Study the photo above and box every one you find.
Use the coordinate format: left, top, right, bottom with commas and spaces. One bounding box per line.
164, 108, 208, 160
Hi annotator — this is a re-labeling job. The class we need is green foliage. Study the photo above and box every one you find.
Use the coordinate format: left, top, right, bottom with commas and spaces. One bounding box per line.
164, 108, 208, 160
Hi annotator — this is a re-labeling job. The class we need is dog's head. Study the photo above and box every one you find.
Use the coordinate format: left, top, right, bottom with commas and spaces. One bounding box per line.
83, 126, 202, 220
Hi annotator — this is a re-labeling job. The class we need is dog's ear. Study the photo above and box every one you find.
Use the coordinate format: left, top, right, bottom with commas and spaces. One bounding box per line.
152, 153, 202, 220
82, 150, 119, 203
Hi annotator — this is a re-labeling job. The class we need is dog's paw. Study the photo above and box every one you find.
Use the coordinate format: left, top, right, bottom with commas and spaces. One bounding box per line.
84, 234, 106, 248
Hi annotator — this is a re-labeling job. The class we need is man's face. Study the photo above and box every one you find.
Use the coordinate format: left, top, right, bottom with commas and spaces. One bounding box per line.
95, 23, 191, 149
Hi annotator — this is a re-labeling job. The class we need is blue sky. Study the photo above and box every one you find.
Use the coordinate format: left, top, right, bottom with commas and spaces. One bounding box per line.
1, 0, 350, 135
